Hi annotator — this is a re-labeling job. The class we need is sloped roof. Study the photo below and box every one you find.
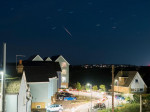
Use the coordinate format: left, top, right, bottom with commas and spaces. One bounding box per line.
5, 79, 21, 94
22, 61, 61, 82
27, 55, 38, 61
43, 57, 52, 61
0, 75, 21, 94
115, 71, 138, 87
51, 55, 70, 65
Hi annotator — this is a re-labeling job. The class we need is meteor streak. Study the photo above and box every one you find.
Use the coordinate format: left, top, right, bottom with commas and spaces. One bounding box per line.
63, 26, 72, 37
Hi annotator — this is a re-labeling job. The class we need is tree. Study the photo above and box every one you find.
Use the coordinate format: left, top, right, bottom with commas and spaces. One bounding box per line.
99, 84, 106, 92
76, 82, 82, 91
92, 85, 98, 90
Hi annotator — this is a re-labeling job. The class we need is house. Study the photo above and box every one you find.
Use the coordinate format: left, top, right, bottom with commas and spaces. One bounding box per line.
0, 71, 32, 112
114, 71, 147, 93
16, 55, 61, 110
51, 55, 70, 88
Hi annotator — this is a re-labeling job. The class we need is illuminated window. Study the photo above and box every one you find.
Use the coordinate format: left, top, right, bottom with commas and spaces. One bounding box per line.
62, 69, 66, 75
62, 76, 66, 82
61, 62, 67, 68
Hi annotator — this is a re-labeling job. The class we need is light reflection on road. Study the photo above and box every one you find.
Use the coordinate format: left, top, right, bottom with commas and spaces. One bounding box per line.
69, 91, 122, 111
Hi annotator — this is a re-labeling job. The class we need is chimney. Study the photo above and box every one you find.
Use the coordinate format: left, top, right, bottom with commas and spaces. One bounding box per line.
19, 60, 22, 65
17, 60, 24, 74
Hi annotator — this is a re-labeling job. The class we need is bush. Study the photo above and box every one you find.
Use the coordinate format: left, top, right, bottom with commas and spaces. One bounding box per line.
98, 103, 140, 112
133, 94, 140, 103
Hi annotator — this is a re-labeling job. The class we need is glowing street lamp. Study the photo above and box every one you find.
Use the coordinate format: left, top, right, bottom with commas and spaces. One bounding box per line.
87, 83, 92, 112
0, 71, 4, 111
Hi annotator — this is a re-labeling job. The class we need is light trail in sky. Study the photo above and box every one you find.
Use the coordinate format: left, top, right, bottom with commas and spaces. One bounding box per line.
63, 26, 72, 37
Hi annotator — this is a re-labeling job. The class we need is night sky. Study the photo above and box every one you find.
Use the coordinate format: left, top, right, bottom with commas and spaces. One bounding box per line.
0, 0, 150, 65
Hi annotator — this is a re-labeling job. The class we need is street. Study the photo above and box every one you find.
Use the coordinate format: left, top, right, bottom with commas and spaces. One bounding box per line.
68, 91, 123, 109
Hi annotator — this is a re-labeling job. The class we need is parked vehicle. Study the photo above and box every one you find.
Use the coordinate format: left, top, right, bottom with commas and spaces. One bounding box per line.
47, 104, 63, 112
57, 94, 64, 100
64, 96, 77, 101
115, 95, 125, 100
57, 92, 74, 100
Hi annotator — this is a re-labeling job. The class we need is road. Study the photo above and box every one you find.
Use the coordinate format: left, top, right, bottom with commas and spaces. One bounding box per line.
69, 91, 123, 109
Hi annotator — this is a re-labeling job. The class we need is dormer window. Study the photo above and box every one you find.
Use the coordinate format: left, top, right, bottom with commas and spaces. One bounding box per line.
135, 79, 138, 83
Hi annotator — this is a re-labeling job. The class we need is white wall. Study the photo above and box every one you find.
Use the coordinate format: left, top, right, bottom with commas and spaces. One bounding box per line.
18, 74, 27, 112
130, 72, 145, 92
5, 94, 18, 112
29, 82, 50, 107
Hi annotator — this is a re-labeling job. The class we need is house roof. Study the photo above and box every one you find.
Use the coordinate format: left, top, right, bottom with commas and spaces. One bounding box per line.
0, 78, 21, 94
6, 60, 61, 82
43, 57, 52, 61
51, 55, 70, 65
5, 79, 21, 94
115, 71, 138, 87
22, 61, 61, 82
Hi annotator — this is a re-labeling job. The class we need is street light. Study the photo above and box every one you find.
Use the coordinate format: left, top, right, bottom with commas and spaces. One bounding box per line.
0, 71, 4, 111
115, 79, 119, 93
87, 83, 92, 112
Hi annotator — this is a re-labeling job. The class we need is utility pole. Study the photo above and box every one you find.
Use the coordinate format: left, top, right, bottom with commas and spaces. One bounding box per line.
91, 84, 92, 112
1, 43, 6, 112
140, 94, 142, 112
112, 65, 114, 112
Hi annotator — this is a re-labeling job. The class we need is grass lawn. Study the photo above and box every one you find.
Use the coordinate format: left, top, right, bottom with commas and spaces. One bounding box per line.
98, 103, 147, 112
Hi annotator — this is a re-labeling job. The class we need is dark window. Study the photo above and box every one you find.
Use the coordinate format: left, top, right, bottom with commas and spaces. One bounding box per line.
135, 79, 138, 83
37, 106, 41, 109
140, 88, 143, 91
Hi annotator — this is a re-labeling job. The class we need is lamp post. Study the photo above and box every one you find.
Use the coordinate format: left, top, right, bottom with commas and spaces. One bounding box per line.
87, 83, 92, 112
1, 43, 6, 112
115, 79, 119, 93
0, 71, 4, 112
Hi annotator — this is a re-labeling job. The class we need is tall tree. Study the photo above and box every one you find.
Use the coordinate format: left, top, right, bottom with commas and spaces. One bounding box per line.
92, 85, 98, 90
99, 84, 106, 91
76, 82, 82, 91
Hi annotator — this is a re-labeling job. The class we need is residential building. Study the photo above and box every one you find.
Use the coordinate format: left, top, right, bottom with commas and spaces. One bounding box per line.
114, 71, 147, 93
51, 55, 70, 88
0, 71, 32, 112
16, 55, 61, 110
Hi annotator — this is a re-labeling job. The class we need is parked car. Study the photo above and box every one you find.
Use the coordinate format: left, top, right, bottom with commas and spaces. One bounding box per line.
92, 103, 106, 111
57, 92, 74, 100
57, 94, 64, 100
64, 96, 77, 101
47, 104, 63, 112
115, 95, 125, 100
